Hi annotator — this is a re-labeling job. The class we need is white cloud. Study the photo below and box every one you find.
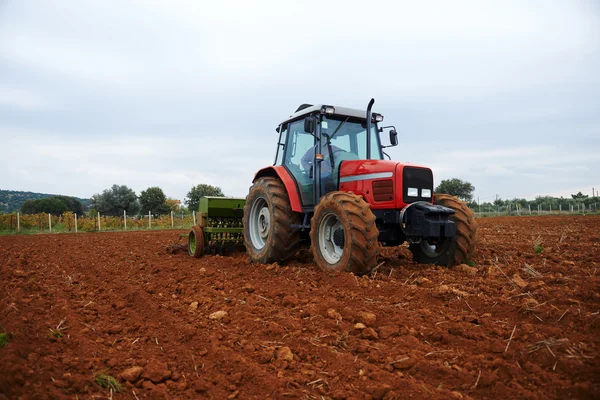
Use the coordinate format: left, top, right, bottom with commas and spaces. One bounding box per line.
0, 0, 599, 202
0, 127, 272, 200
0, 86, 58, 109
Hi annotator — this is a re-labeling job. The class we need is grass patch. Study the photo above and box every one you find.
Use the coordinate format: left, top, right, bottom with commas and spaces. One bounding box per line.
48, 319, 67, 339
95, 373, 121, 392
535, 245, 544, 254
533, 235, 544, 254
49, 329, 64, 339
0, 332, 9, 347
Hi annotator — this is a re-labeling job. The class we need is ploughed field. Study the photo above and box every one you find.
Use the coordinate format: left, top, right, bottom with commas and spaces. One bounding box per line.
1, 215, 599, 399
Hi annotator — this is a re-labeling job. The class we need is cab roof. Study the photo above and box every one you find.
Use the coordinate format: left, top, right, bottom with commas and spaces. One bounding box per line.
279, 104, 376, 126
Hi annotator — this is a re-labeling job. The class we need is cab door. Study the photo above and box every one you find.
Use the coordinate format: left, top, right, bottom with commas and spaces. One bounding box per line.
283, 119, 315, 207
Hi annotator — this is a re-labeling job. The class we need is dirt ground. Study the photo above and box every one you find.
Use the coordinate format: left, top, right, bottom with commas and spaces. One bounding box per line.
1, 215, 599, 399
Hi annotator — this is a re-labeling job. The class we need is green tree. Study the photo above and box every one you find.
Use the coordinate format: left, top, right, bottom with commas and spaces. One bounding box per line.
571, 191, 588, 200
20, 200, 39, 214
139, 187, 169, 215
33, 198, 69, 215
20, 196, 83, 215
435, 178, 475, 202
185, 184, 224, 212
53, 196, 84, 214
90, 184, 139, 216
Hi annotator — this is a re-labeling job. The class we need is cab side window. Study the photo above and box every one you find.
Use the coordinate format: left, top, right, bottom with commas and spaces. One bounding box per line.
284, 119, 315, 206
274, 125, 287, 165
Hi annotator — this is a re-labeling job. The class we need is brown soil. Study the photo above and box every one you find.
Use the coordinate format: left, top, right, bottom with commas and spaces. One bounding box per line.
1, 215, 599, 399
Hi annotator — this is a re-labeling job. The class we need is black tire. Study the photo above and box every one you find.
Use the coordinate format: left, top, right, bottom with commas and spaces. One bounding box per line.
188, 225, 205, 258
243, 177, 301, 263
310, 192, 379, 275
409, 194, 477, 266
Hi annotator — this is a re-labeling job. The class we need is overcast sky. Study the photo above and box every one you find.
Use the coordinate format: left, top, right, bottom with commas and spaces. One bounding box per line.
1, 0, 599, 203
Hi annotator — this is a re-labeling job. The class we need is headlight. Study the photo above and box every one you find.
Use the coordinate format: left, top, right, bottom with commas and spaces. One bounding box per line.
407, 187, 418, 197
421, 189, 431, 198
321, 105, 335, 114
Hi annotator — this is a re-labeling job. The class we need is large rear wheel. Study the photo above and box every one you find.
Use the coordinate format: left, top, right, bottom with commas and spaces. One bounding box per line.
310, 192, 379, 275
409, 194, 477, 266
243, 177, 301, 263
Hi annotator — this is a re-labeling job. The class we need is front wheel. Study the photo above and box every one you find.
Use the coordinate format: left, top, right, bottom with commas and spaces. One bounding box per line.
310, 192, 379, 275
409, 194, 477, 266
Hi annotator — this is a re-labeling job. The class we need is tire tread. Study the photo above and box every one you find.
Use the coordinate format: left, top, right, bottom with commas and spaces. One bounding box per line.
310, 192, 379, 275
243, 177, 301, 263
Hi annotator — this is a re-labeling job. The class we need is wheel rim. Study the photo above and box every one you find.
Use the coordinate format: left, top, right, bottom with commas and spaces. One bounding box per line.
189, 231, 196, 255
420, 237, 451, 258
249, 196, 270, 250
318, 213, 345, 265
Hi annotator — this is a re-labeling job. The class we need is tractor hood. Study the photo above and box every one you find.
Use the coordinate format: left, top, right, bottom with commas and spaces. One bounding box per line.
338, 160, 434, 209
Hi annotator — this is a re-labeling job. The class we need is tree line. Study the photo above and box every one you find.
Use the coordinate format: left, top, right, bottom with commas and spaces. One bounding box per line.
0, 189, 90, 213
435, 178, 599, 211
21, 196, 85, 215
18, 184, 224, 216
14, 177, 598, 216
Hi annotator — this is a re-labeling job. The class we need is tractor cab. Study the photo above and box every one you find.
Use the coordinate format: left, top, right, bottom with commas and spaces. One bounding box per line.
274, 103, 397, 209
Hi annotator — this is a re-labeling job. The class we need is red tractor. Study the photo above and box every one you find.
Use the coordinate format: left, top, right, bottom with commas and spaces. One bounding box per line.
243, 99, 477, 275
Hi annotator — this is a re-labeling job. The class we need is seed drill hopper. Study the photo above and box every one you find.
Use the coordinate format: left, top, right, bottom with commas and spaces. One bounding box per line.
167, 196, 246, 257
189, 196, 246, 257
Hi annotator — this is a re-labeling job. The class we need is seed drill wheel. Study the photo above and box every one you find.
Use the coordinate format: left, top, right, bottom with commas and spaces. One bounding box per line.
409, 194, 478, 266
243, 177, 301, 263
310, 192, 379, 275
188, 225, 205, 258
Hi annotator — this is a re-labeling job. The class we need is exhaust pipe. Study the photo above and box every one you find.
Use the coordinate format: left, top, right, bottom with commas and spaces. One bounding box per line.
366, 98, 374, 160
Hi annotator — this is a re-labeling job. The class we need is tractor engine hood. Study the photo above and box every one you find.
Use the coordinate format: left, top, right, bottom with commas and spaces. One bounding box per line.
338, 160, 434, 209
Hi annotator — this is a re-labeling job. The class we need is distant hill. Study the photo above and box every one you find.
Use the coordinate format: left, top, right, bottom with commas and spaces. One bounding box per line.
0, 189, 90, 213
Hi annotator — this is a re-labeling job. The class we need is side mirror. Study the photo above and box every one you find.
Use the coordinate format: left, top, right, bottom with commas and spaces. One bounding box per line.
304, 116, 315, 134
389, 129, 398, 147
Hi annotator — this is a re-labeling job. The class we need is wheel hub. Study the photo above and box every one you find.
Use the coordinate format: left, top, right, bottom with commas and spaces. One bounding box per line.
318, 213, 345, 265
332, 227, 344, 247
248, 197, 270, 250
258, 207, 270, 239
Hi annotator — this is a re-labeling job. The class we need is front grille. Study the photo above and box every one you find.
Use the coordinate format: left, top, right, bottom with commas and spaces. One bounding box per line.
402, 167, 433, 203
372, 179, 394, 202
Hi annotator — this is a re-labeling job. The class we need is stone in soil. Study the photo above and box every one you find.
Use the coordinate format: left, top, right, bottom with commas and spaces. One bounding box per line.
141, 359, 171, 383
392, 358, 417, 370
456, 264, 478, 275
276, 346, 294, 362
209, 310, 228, 320
121, 366, 144, 383
142, 380, 155, 390
357, 311, 377, 326
362, 328, 379, 340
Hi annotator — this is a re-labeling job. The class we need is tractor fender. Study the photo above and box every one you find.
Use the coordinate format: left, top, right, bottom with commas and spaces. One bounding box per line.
252, 166, 302, 212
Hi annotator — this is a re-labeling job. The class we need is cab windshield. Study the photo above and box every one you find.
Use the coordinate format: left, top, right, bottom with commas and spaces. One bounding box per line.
321, 116, 383, 160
